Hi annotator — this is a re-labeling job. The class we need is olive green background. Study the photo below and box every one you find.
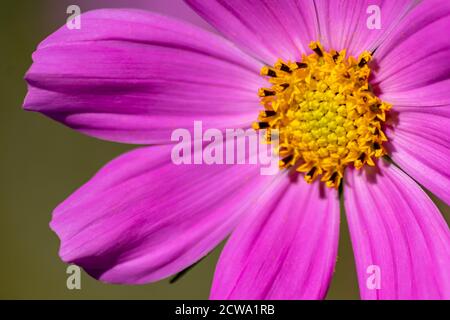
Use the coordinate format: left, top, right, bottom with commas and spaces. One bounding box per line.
1, 1, 448, 299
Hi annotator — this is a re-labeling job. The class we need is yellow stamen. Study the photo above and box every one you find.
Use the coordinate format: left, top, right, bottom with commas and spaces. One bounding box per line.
253, 41, 391, 188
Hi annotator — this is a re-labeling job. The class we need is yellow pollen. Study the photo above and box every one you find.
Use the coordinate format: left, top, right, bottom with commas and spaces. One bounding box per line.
253, 41, 392, 188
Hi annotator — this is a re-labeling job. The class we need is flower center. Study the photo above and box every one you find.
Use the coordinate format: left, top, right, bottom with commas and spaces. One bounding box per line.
253, 41, 391, 188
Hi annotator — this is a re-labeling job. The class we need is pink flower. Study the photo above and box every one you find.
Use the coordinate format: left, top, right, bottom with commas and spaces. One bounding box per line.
23, 0, 450, 299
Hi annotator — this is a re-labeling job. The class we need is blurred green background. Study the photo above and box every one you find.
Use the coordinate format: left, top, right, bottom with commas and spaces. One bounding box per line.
0, 0, 448, 299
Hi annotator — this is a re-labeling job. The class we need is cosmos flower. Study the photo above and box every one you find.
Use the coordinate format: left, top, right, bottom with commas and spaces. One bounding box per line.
23, 0, 450, 299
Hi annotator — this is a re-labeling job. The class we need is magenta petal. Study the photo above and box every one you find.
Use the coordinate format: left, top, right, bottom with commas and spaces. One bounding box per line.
386, 111, 450, 205
210, 177, 340, 300
51, 145, 274, 284
371, 0, 450, 204
314, 0, 416, 56
344, 163, 450, 300
185, 0, 318, 64
24, 9, 264, 144
374, 0, 450, 99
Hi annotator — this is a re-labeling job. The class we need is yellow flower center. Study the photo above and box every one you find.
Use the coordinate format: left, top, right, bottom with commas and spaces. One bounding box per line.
253, 41, 391, 188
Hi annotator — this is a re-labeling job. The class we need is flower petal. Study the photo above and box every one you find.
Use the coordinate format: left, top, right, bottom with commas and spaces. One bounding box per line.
373, 0, 450, 203
386, 111, 450, 205
24, 9, 264, 144
210, 176, 340, 300
51, 143, 275, 284
344, 162, 450, 299
314, 0, 416, 56
185, 0, 318, 64
370, 0, 450, 205
373, 0, 450, 101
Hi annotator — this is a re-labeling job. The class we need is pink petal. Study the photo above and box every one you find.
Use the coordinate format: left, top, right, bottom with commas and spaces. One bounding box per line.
344, 162, 450, 299
374, 0, 450, 99
210, 176, 340, 300
386, 111, 450, 205
370, 0, 450, 204
185, 0, 318, 64
51, 144, 275, 284
77, 0, 217, 32
24, 9, 264, 144
314, 0, 416, 56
